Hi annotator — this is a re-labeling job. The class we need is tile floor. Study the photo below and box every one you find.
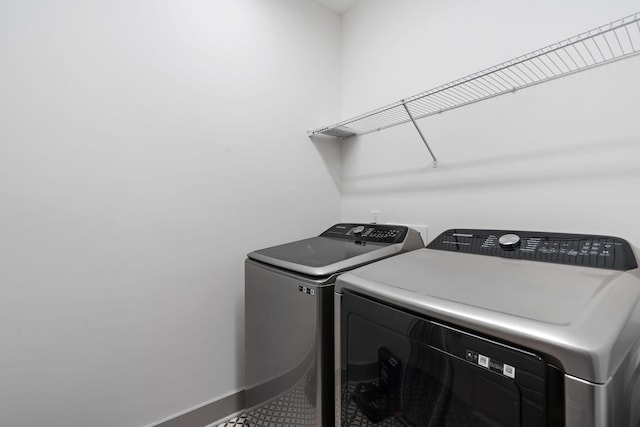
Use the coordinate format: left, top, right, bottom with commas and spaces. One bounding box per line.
217, 414, 248, 426
217, 368, 316, 426
218, 382, 403, 427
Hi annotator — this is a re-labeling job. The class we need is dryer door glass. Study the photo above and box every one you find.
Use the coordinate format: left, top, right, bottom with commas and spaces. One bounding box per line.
340, 292, 551, 426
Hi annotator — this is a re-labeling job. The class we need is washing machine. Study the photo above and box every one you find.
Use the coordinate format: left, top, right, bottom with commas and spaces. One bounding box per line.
245, 223, 424, 426
335, 228, 640, 427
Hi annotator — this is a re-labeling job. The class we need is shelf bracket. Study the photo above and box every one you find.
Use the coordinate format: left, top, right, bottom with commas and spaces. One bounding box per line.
402, 101, 438, 168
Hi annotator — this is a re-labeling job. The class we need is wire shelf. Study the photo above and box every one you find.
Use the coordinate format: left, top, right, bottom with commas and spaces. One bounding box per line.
308, 12, 640, 139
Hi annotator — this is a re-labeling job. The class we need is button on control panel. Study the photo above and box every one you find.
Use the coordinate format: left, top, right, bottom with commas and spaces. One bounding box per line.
321, 223, 408, 244
498, 233, 521, 250
428, 229, 638, 271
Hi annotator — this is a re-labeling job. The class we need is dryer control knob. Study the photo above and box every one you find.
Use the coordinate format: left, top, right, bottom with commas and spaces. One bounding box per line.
351, 225, 365, 234
499, 233, 521, 250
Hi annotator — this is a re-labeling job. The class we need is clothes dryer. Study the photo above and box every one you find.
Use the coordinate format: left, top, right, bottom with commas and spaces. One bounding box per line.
335, 229, 640, 426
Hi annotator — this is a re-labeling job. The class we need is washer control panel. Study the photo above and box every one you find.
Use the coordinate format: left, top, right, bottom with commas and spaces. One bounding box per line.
428, 229, 638, 271
320, 223, 408, 244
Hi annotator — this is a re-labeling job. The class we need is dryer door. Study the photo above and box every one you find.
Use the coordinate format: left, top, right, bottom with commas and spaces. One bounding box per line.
339, 292, 563, 426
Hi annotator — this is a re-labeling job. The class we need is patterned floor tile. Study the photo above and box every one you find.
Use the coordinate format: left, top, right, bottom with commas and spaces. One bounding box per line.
217, 413, 248, 426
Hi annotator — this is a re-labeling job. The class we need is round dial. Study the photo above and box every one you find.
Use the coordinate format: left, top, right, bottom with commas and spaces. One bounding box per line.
351, 225, 365, 234
499, 233, 521, 250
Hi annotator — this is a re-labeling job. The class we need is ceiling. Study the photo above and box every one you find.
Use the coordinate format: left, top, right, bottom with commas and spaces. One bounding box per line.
314, 0, 360, 14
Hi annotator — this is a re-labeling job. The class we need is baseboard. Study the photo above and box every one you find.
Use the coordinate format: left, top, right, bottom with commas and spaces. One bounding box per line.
152, 390, 245, 427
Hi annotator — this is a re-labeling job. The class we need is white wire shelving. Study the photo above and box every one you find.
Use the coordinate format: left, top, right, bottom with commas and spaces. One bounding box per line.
307, 12, 640, 167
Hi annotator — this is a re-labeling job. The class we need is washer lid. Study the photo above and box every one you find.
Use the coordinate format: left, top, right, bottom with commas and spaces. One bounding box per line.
248, 223, 420, 277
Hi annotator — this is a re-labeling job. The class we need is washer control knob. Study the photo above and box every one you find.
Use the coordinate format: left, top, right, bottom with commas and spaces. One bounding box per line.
351, 225, 365, 234
499, 233, 521, 250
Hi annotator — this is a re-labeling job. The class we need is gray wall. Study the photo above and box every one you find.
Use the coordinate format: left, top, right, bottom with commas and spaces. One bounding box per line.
339, 0, 640, 244
0, 1, 341, 426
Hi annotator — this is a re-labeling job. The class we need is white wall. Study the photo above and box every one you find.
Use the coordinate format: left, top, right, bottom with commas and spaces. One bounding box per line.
339, 0, 640, 245
0, 1, 341, 426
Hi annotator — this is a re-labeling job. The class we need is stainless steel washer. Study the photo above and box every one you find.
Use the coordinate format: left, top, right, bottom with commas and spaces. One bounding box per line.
245, 223, 423, 426
335, 228, 640, 426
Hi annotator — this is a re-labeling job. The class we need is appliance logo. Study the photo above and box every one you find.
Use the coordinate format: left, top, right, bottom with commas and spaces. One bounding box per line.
452, 233, 474, 238
298, 286, 315, 296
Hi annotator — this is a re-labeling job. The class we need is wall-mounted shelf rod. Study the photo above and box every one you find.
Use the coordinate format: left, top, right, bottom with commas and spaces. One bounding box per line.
402, 101, 437, 168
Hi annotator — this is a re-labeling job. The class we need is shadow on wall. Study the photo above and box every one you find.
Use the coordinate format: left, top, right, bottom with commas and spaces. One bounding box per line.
312, 135, 640, 195
310, 134, 343, 193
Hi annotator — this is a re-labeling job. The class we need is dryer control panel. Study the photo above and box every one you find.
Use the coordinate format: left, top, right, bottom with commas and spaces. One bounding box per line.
321, 223, 408, 244
428, 229, 638, 271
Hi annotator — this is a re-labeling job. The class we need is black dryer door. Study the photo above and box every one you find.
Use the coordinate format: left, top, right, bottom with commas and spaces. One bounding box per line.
340, 292, 556, 426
